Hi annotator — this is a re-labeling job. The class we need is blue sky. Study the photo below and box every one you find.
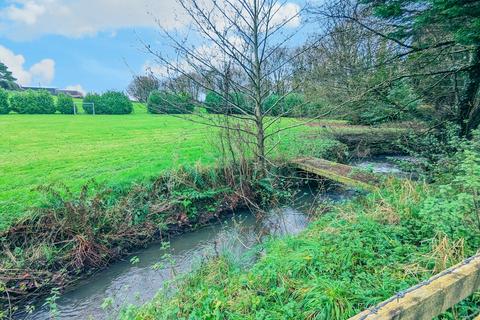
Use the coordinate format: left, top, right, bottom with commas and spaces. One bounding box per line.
0, 0, 305, 94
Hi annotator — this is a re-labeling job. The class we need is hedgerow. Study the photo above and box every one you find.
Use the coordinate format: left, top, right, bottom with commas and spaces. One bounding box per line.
9, 90, 56, 114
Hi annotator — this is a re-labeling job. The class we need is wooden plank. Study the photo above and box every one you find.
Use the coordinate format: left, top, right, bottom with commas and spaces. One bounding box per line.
349, 254, 480, 320
291, 158, 379, 192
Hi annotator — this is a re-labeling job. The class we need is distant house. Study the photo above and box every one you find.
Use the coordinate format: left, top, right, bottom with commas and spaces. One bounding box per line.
21, 86, 57, 95
56, 89, 84, 99
21, 86, 85, 98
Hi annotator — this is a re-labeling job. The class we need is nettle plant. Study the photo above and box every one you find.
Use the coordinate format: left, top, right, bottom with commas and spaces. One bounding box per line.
420, 132, 480, 240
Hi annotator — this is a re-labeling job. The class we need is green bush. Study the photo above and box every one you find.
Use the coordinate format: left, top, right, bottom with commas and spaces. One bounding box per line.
0, 89, 9, 114
147, 90, 195, 114
83, 91, 133, 114
56, 93, 75, 114
9, 90, 55, 114
204, 91, 223, 114
347, 80, 422, 125
82, 93, 101, 114
264, 93, 311, 117
204, 91, 250, 115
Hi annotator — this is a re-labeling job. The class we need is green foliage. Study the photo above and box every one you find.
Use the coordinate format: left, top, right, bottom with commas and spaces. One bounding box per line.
204, 91, 250, 114
56, 93, 75, 114
147, 90, 195, 114
400, 123, 463, 178
83, 91, 133, 114
204, 91, 223, 113
348, 80, 423, 125
9, 90, 56, 114
0, 88, 9, 114
367, 0, 480, 46
82, 93, 100, 114
278, 133, 348, 162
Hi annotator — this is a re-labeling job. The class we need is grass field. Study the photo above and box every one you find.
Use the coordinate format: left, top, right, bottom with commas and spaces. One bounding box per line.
0, 103, 316, 230
0, 99, 406, 230
0, 105, 216, 228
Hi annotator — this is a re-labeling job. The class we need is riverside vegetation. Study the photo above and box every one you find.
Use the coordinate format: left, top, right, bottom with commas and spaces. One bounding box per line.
121, 131, 480, 320
1, 0, 479, 317
0, 99, 409, 316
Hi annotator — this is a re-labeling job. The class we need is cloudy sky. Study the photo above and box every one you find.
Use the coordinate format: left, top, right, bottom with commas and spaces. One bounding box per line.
0, 0, 304, 93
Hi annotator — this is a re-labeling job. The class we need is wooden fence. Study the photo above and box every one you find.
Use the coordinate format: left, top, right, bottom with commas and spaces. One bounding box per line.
349, 254, 480, 320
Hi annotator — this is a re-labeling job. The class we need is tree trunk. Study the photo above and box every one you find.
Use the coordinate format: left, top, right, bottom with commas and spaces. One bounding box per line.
252, 0, 266, 175
255, 106, 266, 175
459, 46, 480, 137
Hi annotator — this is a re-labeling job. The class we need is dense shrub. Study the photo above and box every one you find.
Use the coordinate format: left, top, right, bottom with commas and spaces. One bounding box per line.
82, 93, 101, 114
264, 93, 315, 117
83, 91, 133, 114
347, 80, 423, 125
147, 90, 195, 114
204, 91, 223, 114
204, 91, 250, 114
0, 89, 9, 114
56, 93, 75, 114
9, 90, 55, 114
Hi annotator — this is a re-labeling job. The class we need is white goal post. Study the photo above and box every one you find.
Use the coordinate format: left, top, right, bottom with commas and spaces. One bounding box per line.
73, 101, 95, 115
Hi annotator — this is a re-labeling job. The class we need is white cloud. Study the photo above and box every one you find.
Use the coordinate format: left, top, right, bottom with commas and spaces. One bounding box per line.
65, 84, 86, 95
0, 45, 55, 86
5, 1, 46, 25
0, 0, 301, 40
30, 59, 55, 84
0, 0, 187, 39
273, 3, 301, 28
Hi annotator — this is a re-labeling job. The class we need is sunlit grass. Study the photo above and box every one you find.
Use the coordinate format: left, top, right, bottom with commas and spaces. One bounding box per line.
0, 104, 328, 229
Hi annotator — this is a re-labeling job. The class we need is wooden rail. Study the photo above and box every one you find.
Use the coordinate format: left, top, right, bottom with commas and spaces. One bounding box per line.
349, 254, 480, 320
291, 157, 379, 192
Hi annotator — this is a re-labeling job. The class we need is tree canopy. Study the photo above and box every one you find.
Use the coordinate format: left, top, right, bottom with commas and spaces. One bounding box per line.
0, 62, 19, 90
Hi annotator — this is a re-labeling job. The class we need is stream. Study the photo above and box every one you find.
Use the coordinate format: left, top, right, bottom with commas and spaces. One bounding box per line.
24, 156, 408, 320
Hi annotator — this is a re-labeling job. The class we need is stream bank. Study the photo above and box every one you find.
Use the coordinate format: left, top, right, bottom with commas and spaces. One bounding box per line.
23, 156, 407, 319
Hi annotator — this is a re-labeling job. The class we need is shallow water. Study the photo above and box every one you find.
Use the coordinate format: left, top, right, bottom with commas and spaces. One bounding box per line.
24, 156, 405, 320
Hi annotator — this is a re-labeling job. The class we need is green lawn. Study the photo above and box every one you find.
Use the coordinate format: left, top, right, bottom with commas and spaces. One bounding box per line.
0, 105, 224, 229
1, 100, 402, 230
0, 104, 318, 229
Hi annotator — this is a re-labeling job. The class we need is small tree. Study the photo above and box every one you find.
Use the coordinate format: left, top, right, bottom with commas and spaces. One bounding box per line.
56, 93, 75, 114
145, 0, 316, 173
127, 75, 159, 103
101, 91, 133, 114
0, 88, 9, 114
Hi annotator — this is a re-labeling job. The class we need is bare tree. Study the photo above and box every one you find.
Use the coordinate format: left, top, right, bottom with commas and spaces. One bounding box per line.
143, 0, 313, 174
127, 74, 160, 102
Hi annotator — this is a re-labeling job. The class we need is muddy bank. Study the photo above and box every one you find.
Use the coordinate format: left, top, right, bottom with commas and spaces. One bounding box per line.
1, 164, 279, 316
